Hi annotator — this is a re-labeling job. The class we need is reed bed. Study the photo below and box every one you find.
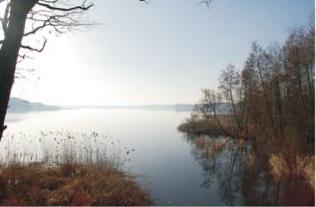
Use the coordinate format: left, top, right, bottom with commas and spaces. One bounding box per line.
0, 131, 150, 206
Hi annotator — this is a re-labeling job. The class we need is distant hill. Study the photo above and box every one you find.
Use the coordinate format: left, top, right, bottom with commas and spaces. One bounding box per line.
5, 99, 231, 114
72, 104, 195, 112
183, 102, 233, 114
7, 97, 60, 113
69, 103, 231, 113
211, 102, 233, 114
175, 104, 195, 112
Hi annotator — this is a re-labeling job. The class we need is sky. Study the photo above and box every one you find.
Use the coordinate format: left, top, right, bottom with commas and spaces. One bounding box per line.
11, 0, 314, 106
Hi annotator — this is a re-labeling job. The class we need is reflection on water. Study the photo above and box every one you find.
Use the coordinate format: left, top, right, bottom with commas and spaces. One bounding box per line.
4, 109, 313, 205
185, 136, 245, 205
185, 135, 315, 206
3, 109, 223, 205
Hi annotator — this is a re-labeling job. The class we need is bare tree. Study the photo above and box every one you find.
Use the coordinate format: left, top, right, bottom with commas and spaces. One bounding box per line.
199, 88, 233, 137
0, 0, 93, 139
218, 64, 243, 134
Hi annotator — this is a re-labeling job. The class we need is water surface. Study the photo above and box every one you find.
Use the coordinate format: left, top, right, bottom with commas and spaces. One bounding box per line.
3, 108, 228, 205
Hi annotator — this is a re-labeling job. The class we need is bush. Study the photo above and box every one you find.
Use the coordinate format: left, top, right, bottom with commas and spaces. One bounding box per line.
178, 118, 224, 137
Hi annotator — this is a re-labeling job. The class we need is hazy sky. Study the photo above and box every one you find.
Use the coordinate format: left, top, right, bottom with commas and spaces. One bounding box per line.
12, 0, 314, 105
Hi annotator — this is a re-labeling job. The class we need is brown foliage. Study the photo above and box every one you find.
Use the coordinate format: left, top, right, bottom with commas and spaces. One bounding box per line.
0, 164, 150, 206
180, 22, 315, 206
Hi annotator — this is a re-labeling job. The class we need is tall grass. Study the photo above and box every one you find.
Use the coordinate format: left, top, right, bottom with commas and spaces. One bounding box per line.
0, 131, 132, 170
0, 131, 150, 206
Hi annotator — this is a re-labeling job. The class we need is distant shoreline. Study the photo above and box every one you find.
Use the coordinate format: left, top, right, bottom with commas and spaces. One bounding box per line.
8, 97, 233, 113
7, 97, 61, 113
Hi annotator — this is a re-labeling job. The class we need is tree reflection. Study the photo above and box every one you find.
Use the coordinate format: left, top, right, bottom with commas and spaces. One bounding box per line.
184, 135, 314, 206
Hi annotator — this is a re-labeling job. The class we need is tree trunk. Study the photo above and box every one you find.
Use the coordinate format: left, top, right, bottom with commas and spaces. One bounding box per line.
0, 0, 37, 140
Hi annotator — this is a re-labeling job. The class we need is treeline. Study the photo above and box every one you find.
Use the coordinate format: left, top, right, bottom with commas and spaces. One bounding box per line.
178, 22, 315, 205
192, 22, 314, 154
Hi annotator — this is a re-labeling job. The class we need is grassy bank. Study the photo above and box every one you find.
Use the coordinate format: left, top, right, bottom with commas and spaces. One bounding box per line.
0, 132, 151, 206
0, 163, 150, 206
178, 115, 226, 137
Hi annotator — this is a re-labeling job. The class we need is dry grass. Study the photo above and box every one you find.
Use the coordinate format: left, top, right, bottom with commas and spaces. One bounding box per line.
0, 163, 150, 206
0, 131, 151, 206
269, 154, 314, 186
268, 154, 315, 206
187, 128, 315, 206
178, 117, 224, 137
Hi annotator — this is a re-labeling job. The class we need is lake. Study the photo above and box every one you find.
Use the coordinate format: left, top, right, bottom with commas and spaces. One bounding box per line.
2, 108, 237, 206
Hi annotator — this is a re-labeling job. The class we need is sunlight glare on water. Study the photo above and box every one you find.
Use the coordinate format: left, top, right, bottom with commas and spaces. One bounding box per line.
3, 108, 225, 205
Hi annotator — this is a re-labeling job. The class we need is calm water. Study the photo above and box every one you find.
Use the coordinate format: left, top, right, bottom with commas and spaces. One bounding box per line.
3, 108, 230, 206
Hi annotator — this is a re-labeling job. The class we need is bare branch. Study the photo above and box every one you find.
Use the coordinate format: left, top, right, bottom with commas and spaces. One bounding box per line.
21, 38, 47, 52
36, 1, 93, 12
139, 0, 151, 4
